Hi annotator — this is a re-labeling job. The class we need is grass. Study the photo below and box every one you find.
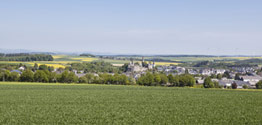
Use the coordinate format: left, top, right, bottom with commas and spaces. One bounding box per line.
0, 82, 261, 124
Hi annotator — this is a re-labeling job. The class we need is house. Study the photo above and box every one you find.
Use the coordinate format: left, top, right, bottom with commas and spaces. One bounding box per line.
188, 69, 198, 75
134, 74, 141, 80
76, 73, 86, 78
18, 66, 25, 71
93, 73, 99, 77
214, 69, 226, 75
211, 79, 219, 82
218, 79, 235, 88
11, 70, 22, 74
72, 70, 78, 74
195, 77, 204, 84
53, 69, 64, 74
233, 81, 251, 89
128, 61, 147, 73
241, 75, 262, 86
200, 69, 213, 76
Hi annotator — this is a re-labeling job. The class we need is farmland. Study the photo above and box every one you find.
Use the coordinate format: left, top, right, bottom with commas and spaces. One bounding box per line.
151, 56, 262, 62
1, 55, 262, 68
0, 82, 261, 124
0, 55, 182, 68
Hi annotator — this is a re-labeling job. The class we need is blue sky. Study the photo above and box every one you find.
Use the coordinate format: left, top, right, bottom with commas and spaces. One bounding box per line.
1, 0, 262, 55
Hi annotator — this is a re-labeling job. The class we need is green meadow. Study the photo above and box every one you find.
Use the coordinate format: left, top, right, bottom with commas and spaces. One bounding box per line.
0, 82, 261, 124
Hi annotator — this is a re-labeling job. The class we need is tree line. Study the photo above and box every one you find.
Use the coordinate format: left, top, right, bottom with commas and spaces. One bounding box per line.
0, 53, 53, 61
79, 54, 96, 57
0, 69, 132, 85
67, 62, 121, 73
137, 72, 195, 87
0, 64, 195, 87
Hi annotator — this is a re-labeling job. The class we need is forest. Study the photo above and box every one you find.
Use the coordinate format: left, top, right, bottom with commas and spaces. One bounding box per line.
0, 53, 53, 61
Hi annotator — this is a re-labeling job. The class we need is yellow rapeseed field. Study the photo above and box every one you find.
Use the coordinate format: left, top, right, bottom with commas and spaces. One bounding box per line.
71, 57, 98, 62
154, 62, 180, 66
0, 61, 35, 66
52, 55, 67, 59
0, 61, 66, 69
41, 64, 65, 69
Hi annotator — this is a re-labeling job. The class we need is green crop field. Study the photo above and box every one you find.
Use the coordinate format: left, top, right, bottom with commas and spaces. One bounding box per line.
0, 82, 261, 124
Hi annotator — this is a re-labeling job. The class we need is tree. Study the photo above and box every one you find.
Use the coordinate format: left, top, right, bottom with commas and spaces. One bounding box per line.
20, 70, 34, 82
0, 70, 11, 81
213, 81, 220, 88
145, 72, 154, 86
34, 70, 49, 82
173, 76, 180, 87
256, 80, 262, 89
167, 74, 174, 84
243, 84, 248, 89
48, 66, 54, 72
39, 65, 48, 70
137, 72, 154, 86
179, 74, 195, 87
5, 70, 11, 81
203, 77, 214, 88
211, 74, 216, 79
79, 76, 88, 83
232, 82, 238, 89
118, 74, 129, 85
223, 71, 230, 79
10, 72, 20, 81
160, 74, 168, 85
154, 74, 161, 86
57, 71, 78, 83
185, 69, 189, 74
57, 71, 69, 83
120, 63, 129, 72
85, 74, 95, 83
67, 72, 78, 83
128, 77, 136, 85
235, 73, 241, 80
33, 63, 38, 71
217, 74, 222, 80
48, 72, 57, 83
142, 62, 148, 67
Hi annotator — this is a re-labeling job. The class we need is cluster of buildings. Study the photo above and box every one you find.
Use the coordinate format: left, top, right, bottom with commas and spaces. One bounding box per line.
127, 59, 155, 72
7, 58, 262, 89
154, 65, 262, 89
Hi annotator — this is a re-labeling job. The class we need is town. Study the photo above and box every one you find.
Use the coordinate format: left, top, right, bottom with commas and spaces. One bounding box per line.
2, 55, 262, 89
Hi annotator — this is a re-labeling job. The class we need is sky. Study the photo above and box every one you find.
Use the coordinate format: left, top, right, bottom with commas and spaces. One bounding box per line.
0, 0, 262, 55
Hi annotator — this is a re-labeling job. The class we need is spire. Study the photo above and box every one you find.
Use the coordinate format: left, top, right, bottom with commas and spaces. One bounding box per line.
153, 61, 155, 68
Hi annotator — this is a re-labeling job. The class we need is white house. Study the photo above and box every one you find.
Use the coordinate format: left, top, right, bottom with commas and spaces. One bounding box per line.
18, 66, 25, 71
241, 76, 262, 86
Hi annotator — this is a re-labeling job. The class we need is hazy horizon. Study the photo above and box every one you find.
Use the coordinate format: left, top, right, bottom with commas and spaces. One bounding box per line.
1, 0, 262, 55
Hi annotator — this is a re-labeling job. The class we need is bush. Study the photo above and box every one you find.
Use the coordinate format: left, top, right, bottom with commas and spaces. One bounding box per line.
243, 84, 248, 89
20, 70, 34, 82
203, 77, 214, 88
256, 80, 262, 89
232, 82, 237, 89
79, 76, 88, 83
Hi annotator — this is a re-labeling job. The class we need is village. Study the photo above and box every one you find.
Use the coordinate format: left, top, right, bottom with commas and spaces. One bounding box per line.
6, 56, 262, 89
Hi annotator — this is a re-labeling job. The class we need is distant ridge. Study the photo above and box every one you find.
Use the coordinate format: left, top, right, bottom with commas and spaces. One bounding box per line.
0, 48, 55, 55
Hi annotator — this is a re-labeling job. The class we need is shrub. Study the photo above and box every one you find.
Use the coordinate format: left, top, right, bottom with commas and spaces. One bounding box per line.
203, 77, 214, 88
256, 80, 262, 89
242, 84, 248, 89
232, 82, 237, 89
